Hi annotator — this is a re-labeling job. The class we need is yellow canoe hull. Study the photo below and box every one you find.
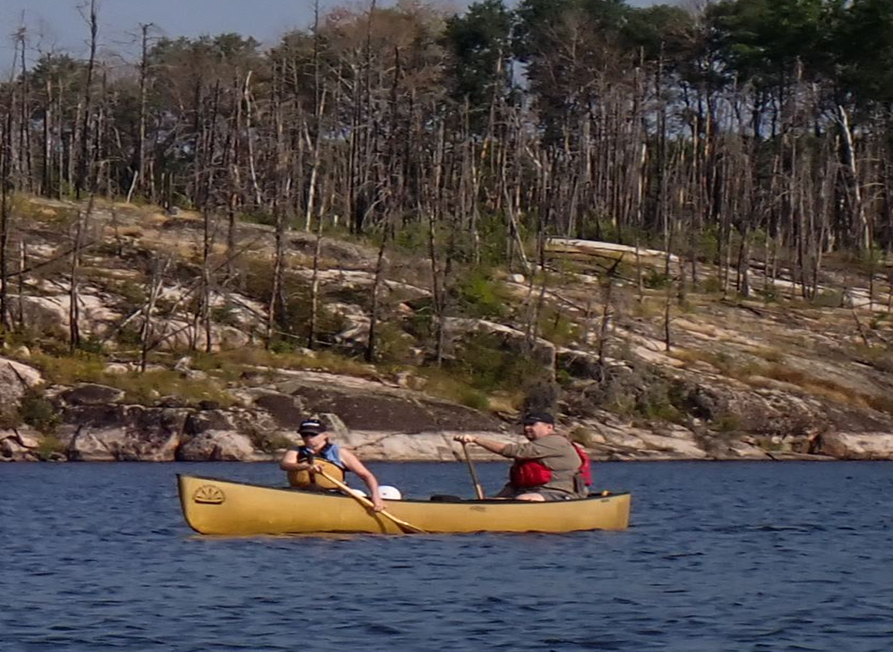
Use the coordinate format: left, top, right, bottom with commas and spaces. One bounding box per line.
178, 474, 631, 535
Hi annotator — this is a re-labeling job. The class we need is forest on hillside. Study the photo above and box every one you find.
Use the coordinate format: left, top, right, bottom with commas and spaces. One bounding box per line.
1, 0, 893, 352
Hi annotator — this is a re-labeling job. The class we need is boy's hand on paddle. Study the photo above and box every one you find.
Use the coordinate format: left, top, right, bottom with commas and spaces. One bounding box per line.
454, 434, 477, 445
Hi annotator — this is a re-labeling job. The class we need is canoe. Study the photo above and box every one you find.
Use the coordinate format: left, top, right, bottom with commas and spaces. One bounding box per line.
178, 474, 631, 535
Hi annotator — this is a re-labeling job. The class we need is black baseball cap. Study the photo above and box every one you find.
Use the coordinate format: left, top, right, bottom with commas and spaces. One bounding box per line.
522, 411, 554, 426
298, 419, 327, 436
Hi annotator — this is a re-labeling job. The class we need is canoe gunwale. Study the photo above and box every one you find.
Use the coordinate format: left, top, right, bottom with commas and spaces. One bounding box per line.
177, 473, 629, 505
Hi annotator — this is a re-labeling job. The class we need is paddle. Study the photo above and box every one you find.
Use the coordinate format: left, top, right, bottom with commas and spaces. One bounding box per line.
461, 441, 486, 500
313, 468, 426, 534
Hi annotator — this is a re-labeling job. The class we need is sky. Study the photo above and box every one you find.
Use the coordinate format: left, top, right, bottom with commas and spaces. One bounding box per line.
0, 0, 658, 74
0, 0, 335, 72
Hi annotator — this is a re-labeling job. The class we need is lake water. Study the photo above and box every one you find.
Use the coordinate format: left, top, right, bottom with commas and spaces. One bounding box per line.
2, 461, 892, 652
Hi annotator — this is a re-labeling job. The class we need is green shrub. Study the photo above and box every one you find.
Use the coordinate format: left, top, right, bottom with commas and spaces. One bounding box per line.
32, 351, 106, 385
419, 371, 490, 410
238, 256, 346, 344
700, 276, 724, 294
404, 304, 434, 339
446, 332, 546, 394
102, 369, 235, 407
643, 270, 671, 289
210, 304, 242, 328
569, 426, 594, 447
758, 286, 780, 303
452, 268, 512, 319
811, 290, 843, 308
712, 412, 741, 432
78, 336, 106, 355
579, 362, 688, 424
456, 386, 490, 410
35, 434, 67, 460
245, 425, 294, 453
393, 220, 428, 253
0, 406, 22, 430
869, 313, 889, 330
538, 308, 582, 347
697, 226, 720, 263
239, 208, 278, 227
19, 388, 61, 434
115, 281, 148, 309
268, 338, 297, 355
868, 394, 893, 416
756, 436, 785, 452
639, 396, 683, 423
850, 344, 893, 373
373, 321, 416, 365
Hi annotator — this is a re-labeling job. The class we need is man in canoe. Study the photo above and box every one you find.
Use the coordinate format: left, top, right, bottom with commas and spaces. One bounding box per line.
280, 418, 386, 511
454, 412, 587, 501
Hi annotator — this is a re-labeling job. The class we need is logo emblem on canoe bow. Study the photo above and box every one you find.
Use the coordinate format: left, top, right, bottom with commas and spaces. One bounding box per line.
193, 485, 225, 504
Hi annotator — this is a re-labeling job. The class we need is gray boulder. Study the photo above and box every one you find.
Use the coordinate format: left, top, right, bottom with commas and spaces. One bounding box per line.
0, 357, 43, 409
813, 431, 893, 460
178, 430, 264, 461
67, 405, 188, 461
56, 384, 125, 407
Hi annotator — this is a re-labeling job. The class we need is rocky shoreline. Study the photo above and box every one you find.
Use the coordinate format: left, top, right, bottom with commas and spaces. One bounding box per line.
2, 198, 893, 465
4, 356, 892, 463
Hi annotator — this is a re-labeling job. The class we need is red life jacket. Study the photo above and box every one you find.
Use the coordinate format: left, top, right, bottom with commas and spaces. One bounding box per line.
509, 444, 593, 488
510, 459, 552, 487
573, 443, 593, 486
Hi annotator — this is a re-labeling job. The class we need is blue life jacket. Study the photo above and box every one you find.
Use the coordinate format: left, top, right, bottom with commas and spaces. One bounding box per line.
297, 443, 344, 469
287, 443, 346, 489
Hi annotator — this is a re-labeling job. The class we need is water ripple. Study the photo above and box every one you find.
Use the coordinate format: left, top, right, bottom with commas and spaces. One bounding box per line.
3, 461, 893, 652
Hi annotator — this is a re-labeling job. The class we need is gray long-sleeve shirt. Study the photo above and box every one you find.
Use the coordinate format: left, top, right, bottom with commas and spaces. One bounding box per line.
500, 434, 581, 496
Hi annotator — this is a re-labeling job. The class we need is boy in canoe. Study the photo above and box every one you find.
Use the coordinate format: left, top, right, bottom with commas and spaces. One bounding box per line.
454, 412, 587, 501
280, 418, 386, 511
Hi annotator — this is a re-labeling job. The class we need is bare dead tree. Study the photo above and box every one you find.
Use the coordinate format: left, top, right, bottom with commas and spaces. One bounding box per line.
0, 110, 12, 331
139, 257, 170, 372
128, 22, 154, 203
306, 204, 325, 350
365, 218, 393, 363
596, 256, 624, 368
75, 0, 99, 199
68, 197, 96, 352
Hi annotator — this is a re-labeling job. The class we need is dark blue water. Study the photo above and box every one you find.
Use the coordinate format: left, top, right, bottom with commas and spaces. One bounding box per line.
2, 461, 892, 652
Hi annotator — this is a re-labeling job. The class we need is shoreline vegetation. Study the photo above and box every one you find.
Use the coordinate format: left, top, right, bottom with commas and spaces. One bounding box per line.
2, 0, 893, 462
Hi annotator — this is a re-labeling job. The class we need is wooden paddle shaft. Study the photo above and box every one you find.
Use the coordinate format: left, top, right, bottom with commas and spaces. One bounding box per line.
462, 441, 486, 500
313, 469, 426, 534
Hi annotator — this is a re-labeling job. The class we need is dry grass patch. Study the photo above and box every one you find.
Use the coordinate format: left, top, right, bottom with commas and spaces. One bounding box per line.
630, 298, 666, 319
486, 389, 525, 413
194, 346, 381, 381
753, 363, 893, 412
106, 369, 234, 406
15, 198, 76, 225
116, 225, 144, 238
143, 213, 171, 227
670, 348, 716, 368
850, 345, 893, 373
31, 352, 107, 385
670, 348, 763, 379
29, 351, 235, 406
746, 346, 785, 363
673, 318, 721, 338
418, 370, 489, 411
867, 395, 893, 415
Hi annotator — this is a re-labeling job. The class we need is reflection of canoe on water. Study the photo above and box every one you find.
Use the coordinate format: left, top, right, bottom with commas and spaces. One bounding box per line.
178, 474, 631, 535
